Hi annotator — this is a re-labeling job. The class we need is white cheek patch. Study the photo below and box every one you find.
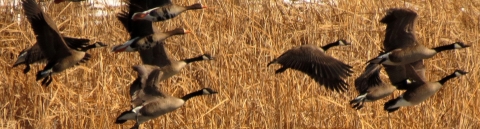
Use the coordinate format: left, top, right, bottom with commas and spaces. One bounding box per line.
338, 40, 344, 45
454, 71, 463, 76
132, 106, 143, 113
202, 56, 209, 60
405, 79, 413, 84
453, 43, 462, 49
202, 89, 210, 94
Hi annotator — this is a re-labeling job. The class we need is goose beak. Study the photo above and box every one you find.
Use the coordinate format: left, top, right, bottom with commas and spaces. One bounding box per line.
202, 5, 208, 8
132, 13, 147, 21
184, 30, 192, 34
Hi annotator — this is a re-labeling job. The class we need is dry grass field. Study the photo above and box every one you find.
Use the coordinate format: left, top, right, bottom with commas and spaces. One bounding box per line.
1, 0, 479, 128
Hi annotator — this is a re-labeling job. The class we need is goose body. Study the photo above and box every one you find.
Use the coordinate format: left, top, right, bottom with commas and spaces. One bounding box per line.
368, 42, 470, 65
268, 39, 353, 92
111, 28, 190, 52
22, 0, 101, 86
131, 1, 207, 22
13, 40, 106, 74
157, 54, 214, 81
116, 65, 218, 129
384, 65, 467, 112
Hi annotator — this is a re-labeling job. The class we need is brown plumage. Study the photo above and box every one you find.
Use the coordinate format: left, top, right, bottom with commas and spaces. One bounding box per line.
22, 0, 101, 86
368, 42, 470, 65
268, 39, 353, 92
116, 65, 218, 129
351, 8, 428, 110
131, 0, 207, 22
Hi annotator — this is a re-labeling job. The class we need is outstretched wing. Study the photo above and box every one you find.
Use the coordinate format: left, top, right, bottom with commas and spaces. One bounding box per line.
22, 0, 71, 59
271, 45, 352, 92
381, 8, 419, 51
130, 65, 166, 107
354, 63, 385, 94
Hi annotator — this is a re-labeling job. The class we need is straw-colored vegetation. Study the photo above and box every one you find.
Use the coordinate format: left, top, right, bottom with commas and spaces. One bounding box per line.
1, 0, 479, 128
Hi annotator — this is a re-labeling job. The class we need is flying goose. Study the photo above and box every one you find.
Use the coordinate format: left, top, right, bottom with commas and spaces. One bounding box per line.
351, 8, 428, 110
267, 39, 353, 92
22, 0, 101, 86
111, 27, 191, 52
131, 0, 207, 22
384, 65, 468, 112
115, 64, 218, 129
155, 54, 214, 81
368, 42, 470, 65
117, 11, 214, 79
13, 38, 106, 74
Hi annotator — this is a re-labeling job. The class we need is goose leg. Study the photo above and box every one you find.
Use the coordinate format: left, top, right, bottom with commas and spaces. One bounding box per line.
41, 76, 49, 86
37, 60, 56, 81
23, 65, 31, 74
45, 76, 53, 86
41, 75, 53, 87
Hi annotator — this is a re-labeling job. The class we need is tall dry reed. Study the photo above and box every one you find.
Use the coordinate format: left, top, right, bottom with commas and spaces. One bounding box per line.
0, 0, 479, 128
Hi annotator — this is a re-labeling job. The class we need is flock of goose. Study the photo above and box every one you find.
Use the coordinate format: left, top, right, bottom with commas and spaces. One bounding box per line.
13, 0, 471, 128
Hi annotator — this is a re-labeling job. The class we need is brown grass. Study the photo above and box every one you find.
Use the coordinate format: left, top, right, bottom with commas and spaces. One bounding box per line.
1, 0, 479, 128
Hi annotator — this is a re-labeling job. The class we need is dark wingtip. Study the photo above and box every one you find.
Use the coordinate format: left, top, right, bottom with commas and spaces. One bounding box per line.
274, 67, 288, 74
380, 8, 417, 24
267, 60, 276, 67
23, 66, 31, 74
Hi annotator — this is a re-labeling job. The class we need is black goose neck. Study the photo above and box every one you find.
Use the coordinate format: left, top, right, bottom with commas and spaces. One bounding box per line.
181, 90, 203, 101
321, 42, 338, 51
433, 44, 454, 52
438, 73, 456, 85
182, 56, 203, 64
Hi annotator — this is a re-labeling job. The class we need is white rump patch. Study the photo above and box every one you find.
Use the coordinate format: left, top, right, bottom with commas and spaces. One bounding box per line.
354, 93, 367, 100
132, 106, 143, 113
40, 69, 53, 75
453, 43, 462, 49
454, 71, 464, 77
202, 89, 210, 94
202, 55, 209, 60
